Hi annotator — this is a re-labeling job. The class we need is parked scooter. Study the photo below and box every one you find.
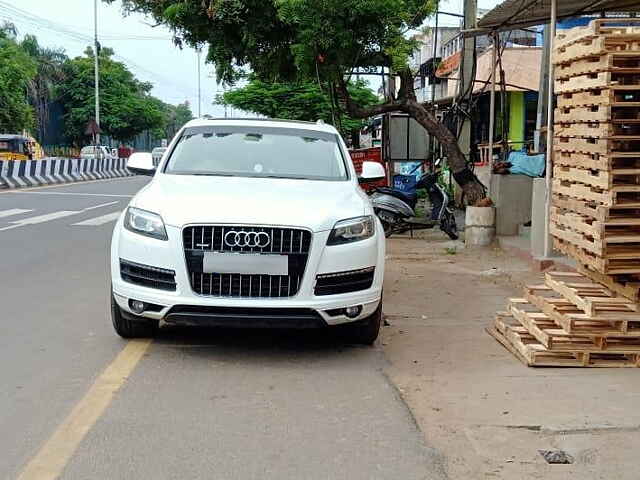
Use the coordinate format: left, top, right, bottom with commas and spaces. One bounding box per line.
370, 159, 458, 240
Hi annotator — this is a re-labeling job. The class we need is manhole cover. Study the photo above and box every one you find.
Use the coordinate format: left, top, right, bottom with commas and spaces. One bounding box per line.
539, 450, 574, 464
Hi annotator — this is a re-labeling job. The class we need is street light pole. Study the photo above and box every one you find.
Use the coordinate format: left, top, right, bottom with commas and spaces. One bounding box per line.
94, 0, 101, 148
197, 49, 202, 117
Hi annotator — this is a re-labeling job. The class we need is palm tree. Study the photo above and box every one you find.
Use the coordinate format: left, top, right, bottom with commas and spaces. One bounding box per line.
20, 35, 67, 142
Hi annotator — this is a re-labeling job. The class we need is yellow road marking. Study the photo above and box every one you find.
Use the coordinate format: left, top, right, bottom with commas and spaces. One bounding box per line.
17, 339, 152, 480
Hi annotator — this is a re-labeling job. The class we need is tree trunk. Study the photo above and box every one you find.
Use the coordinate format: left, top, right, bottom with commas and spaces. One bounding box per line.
404, 100, 485, 206
337, 75, 487, 206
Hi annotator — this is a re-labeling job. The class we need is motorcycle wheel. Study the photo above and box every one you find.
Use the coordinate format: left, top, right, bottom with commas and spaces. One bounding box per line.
381, 220, 394, 238
441, 210, 459, 240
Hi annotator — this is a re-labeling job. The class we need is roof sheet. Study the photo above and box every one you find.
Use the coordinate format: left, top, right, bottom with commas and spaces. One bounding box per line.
476, 0, 640, 32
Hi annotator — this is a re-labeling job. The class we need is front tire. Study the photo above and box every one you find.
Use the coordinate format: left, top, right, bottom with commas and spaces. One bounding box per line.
111, 293, 158, 338
441, 210, 459, 240
349, 302, 382, 345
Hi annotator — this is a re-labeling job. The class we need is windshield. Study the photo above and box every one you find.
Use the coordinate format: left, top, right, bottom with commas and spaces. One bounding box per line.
164, 126, 348, 181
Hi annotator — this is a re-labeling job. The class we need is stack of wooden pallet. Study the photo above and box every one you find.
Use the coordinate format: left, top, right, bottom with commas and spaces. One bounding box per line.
488, 271, 640, 367
551, 18, 640, 284
489, 20, 640, 367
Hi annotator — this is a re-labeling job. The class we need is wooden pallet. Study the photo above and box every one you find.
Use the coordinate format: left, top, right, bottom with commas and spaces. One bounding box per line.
550, 220, 640, 259
556, 71, 640, 94
552, 178, 640, 206
555, 52, 640, 80
489, 316, 640, 367
557, 88, 640, 109
524, 286, 640, 333
554, 104, 640, 123
555, 19, 640, 50
555, 122, 640, 138
551, 206, 640, 245
553, 151, 640, 171
577, 263, 640, 302
544, 271, 638, 316
554, 34, 640, 65
553, 237, 640, 274
554, 135, 640, 155
553, 165, 640, 190
552, 194, 640, 222
508, 301, 640, 351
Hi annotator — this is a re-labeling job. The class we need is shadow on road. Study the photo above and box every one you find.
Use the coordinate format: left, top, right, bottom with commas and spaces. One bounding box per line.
150, 324, 376, 362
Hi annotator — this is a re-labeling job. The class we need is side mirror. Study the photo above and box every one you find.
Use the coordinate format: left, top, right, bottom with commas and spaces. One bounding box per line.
358, 161, 386, 184
127, 152, 155, 176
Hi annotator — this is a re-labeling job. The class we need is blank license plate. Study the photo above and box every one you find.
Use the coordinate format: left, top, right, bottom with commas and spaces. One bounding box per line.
203, 252, 288, 275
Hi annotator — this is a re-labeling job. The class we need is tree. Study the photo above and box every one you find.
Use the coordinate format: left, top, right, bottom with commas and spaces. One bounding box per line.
58, 46, 165, 144
219, 79, 378, 145
113, 0, 485, 203
0, 23, 36, 132
163, 101, 193, 140
20, 34, 68, 142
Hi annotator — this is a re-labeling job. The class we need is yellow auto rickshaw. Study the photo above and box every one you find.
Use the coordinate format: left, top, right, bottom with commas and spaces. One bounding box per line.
0, 134, 36, 161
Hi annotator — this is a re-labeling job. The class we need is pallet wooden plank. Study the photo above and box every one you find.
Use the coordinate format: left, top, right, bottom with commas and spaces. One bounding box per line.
553, 237, 640, 274
555, 53, 640, 80
555, 19, 640, 50
557, 88, 640, 109
577, 263, 640, 302
554, 35, 640, 65
545, 271, 638, 316
489, 316, 640, 367
556, 71, 640, 94
553, 136, 640, 155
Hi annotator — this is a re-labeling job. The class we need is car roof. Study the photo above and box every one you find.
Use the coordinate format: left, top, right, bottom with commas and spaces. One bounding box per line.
183, 117, 339, 134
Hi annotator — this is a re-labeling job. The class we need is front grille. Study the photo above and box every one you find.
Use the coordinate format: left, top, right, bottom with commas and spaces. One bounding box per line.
183, 225, 312, 298
164, 305, 326, 328
120, 259, 176, 291
314, 267, 375, 296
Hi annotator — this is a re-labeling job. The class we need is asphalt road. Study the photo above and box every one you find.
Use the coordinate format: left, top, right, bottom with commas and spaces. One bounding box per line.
0, 177, 445, 480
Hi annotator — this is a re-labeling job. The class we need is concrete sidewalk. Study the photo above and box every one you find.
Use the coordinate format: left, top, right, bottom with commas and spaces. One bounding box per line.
381, 231, 640, 479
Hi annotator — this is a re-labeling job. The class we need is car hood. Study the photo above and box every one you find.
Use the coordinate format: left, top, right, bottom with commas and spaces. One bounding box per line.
132, 174, 367, 232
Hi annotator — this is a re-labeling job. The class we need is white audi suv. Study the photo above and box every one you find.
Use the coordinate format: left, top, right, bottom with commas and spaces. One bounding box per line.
111, 118, 386, 344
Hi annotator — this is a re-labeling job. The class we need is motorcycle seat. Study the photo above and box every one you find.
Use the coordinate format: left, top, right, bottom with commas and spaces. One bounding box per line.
375, 187, 418, 208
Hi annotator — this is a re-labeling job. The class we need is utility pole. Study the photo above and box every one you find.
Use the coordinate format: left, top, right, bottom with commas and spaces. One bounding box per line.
197, 49, 202, 117
94, 0, 101, 149
458, 0, 477, 162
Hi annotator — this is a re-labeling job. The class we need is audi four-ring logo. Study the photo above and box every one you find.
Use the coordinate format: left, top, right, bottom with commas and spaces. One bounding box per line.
224, 230, 271, 248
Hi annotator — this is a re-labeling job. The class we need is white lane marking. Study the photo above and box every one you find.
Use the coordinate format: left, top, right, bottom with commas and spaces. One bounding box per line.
82, 201, 119, 212
10, 192, 133, 198
0, 208, 33, 219
0, 202, 123, 232
10, 210, 79, 225
72, 211, 122, 226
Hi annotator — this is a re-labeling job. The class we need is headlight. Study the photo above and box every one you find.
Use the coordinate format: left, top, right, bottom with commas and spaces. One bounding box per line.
327, 216, 375, 245
124, 207, 167, 240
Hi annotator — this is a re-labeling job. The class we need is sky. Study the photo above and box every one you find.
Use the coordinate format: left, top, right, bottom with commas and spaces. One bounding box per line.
4, 0, 505, 117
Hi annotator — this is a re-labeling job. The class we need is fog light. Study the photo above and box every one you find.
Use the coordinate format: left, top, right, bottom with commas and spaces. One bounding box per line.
129, 300, 146, 314
345, 306, 362, 318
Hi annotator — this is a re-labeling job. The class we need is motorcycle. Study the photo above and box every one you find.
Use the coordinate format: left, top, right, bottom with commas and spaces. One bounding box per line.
370, 159, 458, 240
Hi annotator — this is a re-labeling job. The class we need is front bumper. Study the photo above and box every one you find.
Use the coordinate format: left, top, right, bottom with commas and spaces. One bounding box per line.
111, 218, 385, 327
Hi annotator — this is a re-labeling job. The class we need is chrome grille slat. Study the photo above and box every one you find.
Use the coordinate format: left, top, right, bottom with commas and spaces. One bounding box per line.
183, 225, 311, 298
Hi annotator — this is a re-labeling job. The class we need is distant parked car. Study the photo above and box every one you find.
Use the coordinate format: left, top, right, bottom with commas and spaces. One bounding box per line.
151, 147, 167, 167
80, 145, 118, 161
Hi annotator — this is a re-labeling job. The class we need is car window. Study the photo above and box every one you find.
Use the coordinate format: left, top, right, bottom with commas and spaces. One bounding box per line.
164, 126, 348, 181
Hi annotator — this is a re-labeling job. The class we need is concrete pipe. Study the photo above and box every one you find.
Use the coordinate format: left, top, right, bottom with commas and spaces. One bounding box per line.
465, 206, 496, 247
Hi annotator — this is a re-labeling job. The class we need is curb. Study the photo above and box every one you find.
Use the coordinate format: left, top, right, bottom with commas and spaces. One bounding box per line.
0, 158, 133, 189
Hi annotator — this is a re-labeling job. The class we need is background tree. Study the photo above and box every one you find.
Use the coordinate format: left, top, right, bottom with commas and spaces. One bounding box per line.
20, 34, 68, 141
114, 0, 485, 203
59, 46, 165, 144
0, 22, 36, 132
219, 79, 378, 146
